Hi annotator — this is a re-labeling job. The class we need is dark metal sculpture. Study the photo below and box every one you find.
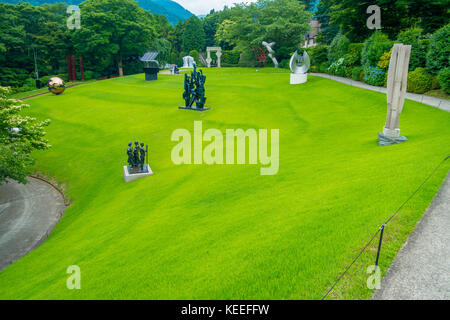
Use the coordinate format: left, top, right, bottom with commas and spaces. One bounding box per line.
126, 141, 149, 174
179, 65, 210, 111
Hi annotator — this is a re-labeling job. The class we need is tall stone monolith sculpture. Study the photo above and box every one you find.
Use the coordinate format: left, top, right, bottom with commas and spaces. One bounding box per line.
378, 43, 411, 146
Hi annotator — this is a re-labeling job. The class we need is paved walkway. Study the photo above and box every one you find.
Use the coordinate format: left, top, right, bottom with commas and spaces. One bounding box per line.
373, 173, 450, 300
312, 73, 450, 113
0, 177, 65, 271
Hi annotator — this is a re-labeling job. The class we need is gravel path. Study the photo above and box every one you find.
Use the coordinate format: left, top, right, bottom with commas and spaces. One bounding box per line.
373, 172, 450, 300
0, 177, 65, 271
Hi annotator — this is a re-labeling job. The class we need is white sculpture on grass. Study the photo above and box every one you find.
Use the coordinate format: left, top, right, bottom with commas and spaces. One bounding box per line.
182, 56, 195, 69
262, 41, 278, 68
289, 50, 310, 84
206, 47, 222, 68
379, 43, 412, 146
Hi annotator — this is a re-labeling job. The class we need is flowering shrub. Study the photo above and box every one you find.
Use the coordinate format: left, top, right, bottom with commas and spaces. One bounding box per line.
378, 49, 392, 69
364, 66, 386, 86
327, 58, 346, 76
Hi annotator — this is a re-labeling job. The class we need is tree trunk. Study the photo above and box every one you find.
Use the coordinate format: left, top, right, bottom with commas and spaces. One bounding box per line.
118, 58, 123, 77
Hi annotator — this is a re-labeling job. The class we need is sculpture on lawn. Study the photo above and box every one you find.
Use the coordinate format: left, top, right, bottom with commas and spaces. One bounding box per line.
182, 56, 195, 68
126, 140, 148, 173
262, 41, 278, 68
47, 77, 66, 95
289, 50, 310, 84
179, 64, 209, 111
379, 43, 412, 146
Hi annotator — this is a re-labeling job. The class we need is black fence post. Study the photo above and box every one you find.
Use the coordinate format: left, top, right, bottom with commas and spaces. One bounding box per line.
375, 224, 385, 270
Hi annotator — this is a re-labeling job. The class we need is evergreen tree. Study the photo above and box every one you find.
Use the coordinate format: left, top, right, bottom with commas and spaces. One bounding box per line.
182, 16, 206, 53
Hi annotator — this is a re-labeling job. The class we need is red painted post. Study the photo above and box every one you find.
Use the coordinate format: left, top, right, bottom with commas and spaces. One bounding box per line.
79, 56, 85, 81
66, 56, 72, 82
72, 55, 77, 81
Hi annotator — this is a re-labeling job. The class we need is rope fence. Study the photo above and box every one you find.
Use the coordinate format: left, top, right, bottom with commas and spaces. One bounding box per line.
322, 155, 450, 299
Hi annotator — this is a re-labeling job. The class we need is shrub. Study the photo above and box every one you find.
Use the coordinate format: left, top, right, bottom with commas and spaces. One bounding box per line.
307, 45, 328, 66
438, 67, 450, 93
362, 31, 394, 69
278, 59, 290, 69
426, 23, 450, 74
327, 58, 346, 76
352, 66, 364, 81
319, 62, 328, 73
397, 28, 429, 70
431, 76, 441, 90
345, 43, 364, 67
189, 50, 200, 66
222, 50, 240, 65
407, 67, 433, 93
364, 66, 386, 86
378, 49, 392, 69
238, 48, 258, 67
328, 32, 350, 64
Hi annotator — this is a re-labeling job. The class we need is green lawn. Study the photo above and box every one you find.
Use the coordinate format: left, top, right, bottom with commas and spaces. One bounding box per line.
0, 68, 449, 299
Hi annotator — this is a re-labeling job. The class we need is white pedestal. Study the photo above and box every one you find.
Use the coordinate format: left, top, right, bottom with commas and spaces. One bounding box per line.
382, 127, 401, 138
290, 73, 307, 84
123, 164, 153, 183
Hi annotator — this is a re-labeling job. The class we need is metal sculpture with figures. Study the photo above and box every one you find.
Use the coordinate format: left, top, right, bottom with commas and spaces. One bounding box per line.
179, 64, 210, 111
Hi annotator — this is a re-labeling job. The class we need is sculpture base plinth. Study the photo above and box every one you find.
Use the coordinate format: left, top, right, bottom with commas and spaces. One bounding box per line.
378, 132, 408, 146
290, 73, 307, 84
123, 164, 153, 183
179, 106, 210, 111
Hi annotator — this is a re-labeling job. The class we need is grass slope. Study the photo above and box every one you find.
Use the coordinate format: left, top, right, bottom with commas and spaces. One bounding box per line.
0, 68, 449, 299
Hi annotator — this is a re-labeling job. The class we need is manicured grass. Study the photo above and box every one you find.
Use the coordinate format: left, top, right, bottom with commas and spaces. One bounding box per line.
0, 68, 449, 299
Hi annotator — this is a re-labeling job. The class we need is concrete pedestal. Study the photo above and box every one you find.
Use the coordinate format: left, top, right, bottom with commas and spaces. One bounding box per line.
179, 106, 210, 111
290, 73, 307, 84
123, 164, 153, 183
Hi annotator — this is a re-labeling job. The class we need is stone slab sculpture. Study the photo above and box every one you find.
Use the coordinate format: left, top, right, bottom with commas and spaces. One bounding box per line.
182, 56, 195, 69
379, 43, 412, 146
206, 47, 222, 68
262, 41, 278, 68
123, 141, 153, 183
289, 50, 310, 84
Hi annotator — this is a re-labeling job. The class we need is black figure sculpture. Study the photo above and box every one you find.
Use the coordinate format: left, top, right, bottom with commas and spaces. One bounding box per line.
179, 64, 210, 111
127, 141, 148, 174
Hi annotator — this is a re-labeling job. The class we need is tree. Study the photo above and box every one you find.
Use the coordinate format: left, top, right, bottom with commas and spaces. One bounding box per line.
0, 86, 50, 185
216, 0, 312, 61
182, 16, 206, 53
72, 0, 157, 77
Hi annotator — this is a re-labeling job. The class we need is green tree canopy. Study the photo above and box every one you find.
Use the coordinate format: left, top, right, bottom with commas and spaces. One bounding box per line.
182, 16, 206, 53
71, 0, 157, 77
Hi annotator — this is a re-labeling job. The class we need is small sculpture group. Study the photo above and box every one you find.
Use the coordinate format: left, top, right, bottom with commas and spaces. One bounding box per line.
127, 141, 148, 173
180, 64, 209, 111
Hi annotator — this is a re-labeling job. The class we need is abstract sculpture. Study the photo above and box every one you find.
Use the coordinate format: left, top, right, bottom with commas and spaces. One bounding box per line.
262, 41, 278, 68
182, 56, 195, 68
179, 64, 209, 111
206, 47, 222, 68
47, 77, 65, 95
123, 140, 153, 182
379, 43, 412, 146
289, 50, 310, 84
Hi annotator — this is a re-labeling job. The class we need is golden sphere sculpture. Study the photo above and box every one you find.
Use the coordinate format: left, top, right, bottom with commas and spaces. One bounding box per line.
47, 77, 66, 95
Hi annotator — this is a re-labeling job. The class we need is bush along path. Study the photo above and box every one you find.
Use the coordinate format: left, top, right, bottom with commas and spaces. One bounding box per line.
311, 73, 450, 113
